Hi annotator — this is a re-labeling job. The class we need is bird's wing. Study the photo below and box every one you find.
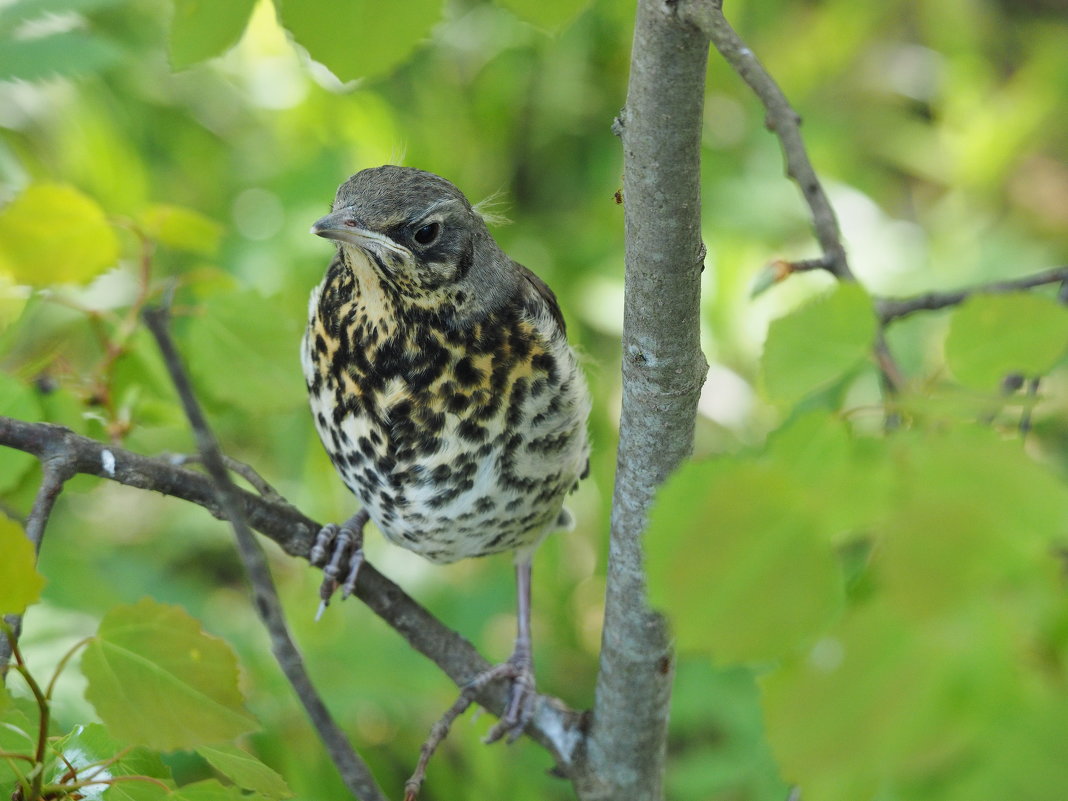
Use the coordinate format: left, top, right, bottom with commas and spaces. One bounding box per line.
515, 261, 567, 335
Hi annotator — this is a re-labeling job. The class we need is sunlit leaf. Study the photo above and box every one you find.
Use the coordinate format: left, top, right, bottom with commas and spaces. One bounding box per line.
494, 0, 591, 31
186, 290, 305, 413
276, 0, 444, 81
0, 184, 119, 287
761, 283, 876, 406
647, 459, 844, 664
82, 598, 257, 750
0, 517, 45, 615
169, 0, 257, 69
0, 372, 41, 492
196, 743, 292, 799
945, 293, 1068, 388
138, 204, 223, 256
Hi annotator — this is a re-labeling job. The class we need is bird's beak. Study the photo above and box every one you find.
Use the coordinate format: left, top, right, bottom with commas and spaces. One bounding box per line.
310, 209, 372, 246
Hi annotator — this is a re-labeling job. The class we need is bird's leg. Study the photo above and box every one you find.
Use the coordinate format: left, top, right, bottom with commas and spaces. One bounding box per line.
472, 557, 537, 744
310, 509, 369, 619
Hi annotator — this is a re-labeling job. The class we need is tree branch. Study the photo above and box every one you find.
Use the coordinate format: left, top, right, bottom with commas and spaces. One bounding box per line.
142, 307, 391, 801
684, 0, 853, 282
581, 1, 710, 798
875, 265, 1068, 323
0, 415, 585, 768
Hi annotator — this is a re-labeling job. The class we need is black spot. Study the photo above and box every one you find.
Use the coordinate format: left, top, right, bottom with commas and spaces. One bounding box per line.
474, 497, 496, 513
458, 419, 488, 442
455, 357, 484, 387
447, 392, 471, 413
531, 352, 558, 383
506, 377, 528, 428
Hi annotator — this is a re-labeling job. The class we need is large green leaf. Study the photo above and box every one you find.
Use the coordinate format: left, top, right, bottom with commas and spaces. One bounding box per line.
196, 743, 292, 799
186, 290, 305, 413
880, 427, 1068, 616
761, 283, 876, 406
276, 0, 444, 81
944, 292, 1068, 388
169, 0, 257, 70
0, 184, 119, 287
81, 598, 257, 750
647, 459, 845, 664
0, 517, 45, 615
761, 599, 1023, 801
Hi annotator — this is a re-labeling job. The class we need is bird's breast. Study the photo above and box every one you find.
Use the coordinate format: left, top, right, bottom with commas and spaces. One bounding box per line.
303, 280, 590, 563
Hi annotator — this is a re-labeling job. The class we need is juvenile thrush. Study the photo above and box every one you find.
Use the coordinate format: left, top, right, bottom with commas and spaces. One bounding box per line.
302, 165, 591, 740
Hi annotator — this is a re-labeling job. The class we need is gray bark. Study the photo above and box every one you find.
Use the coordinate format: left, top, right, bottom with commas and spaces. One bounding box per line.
575, 1, 710, 798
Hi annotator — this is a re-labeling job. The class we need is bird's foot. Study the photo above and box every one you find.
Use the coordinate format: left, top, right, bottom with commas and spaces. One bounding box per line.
309, 509, 369, 619
466, 649, 537, 744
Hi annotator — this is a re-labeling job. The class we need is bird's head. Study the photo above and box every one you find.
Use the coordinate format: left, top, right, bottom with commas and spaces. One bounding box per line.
311, 166, 516, 318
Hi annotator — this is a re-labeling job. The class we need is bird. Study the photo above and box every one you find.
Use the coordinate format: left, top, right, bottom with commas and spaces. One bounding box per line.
301, 165, 591, 741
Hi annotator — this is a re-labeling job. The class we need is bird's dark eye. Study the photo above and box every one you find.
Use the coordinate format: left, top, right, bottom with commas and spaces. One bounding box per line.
413, 222, 440, 246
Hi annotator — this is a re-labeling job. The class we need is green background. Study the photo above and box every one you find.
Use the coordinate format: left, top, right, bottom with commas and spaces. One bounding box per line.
2, 0, 1068, 799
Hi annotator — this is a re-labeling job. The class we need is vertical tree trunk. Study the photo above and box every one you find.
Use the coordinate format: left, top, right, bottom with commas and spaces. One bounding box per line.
576, 1, 709, 798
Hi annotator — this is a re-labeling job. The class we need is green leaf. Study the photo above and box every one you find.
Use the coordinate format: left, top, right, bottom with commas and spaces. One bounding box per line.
196, 743, 291, 799
944, 292, 1068, 388
761, 600, 1017, 801
276, 0, 444, 81
880, 427, 1068, 616
647, 459, 844, 664
0, 184, 119, 287
0, 696, 36, 790
761, 283, 876, 406
0, 517, 46, 615
0, 30, 121, 81
172, 779, 269, 801
186, 290, 305, 413
493, 0, 591, 31
138, 204, 223, 256
0, 372, 41, 492
169, 0, 257, 70
82, 598, 257, 750
50, 723, 173, 796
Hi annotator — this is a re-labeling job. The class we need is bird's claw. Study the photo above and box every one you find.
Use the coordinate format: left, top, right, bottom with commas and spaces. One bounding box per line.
466, 654, 537, 744
310, 510, 368, 616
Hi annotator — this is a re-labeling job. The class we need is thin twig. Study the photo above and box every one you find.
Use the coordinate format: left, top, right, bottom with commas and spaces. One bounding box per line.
403, 694, 477, 801
875, 265, 1068, 324
686, 2, 853, 282
169, 452, 286, 502
1, 459, 73, 678
142, 305, 391, 801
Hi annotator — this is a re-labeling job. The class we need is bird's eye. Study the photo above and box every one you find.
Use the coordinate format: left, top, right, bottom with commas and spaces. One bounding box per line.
413, 222, 441, 246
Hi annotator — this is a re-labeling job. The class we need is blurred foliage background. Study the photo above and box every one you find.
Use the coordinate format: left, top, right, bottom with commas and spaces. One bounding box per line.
1, 0, 1067, 799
